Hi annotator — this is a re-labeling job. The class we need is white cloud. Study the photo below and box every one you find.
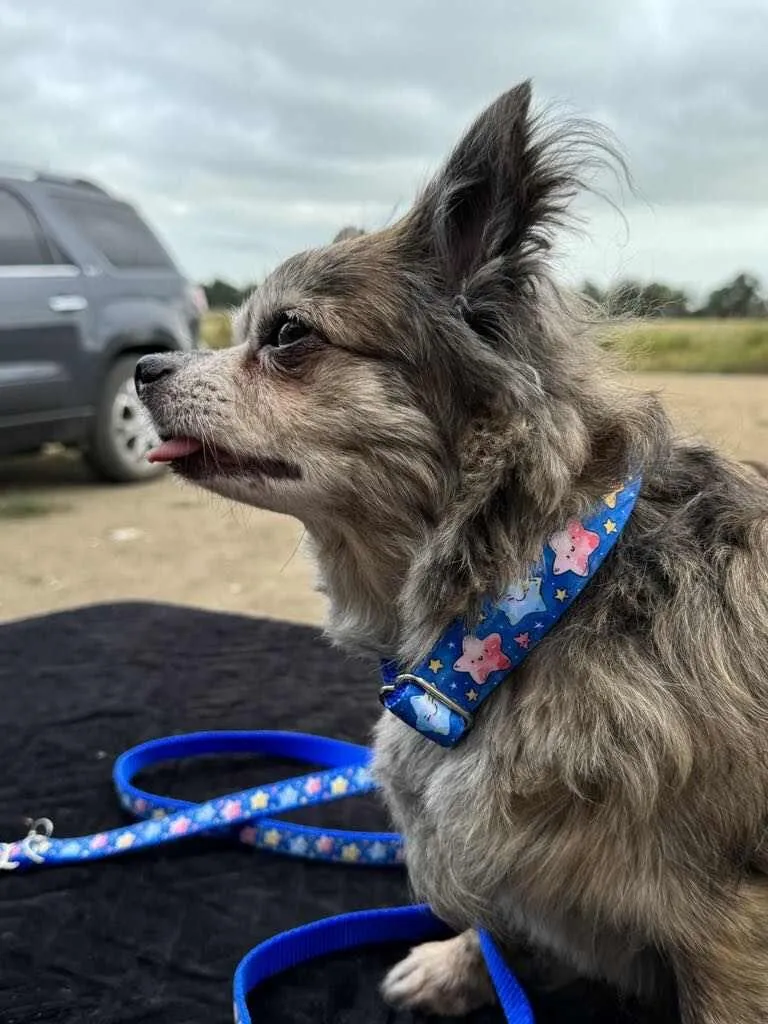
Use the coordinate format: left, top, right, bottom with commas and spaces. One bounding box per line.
1, 0, 765, 293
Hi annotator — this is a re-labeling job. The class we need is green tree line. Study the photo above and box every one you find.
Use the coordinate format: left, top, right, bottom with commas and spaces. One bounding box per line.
202, 267, 767, 320
581, 273, 767, 318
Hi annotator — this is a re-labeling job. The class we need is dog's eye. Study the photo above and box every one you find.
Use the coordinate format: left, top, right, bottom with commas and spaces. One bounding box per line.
271, 315, 311, 348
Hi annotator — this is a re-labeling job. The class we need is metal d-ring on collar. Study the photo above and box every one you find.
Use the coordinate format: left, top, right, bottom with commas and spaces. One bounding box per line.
379, 673, 474, 727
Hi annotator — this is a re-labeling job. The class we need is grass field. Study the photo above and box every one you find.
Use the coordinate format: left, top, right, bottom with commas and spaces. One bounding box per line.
608, 319, 768, 373
201, 311, 768, 373
200, 309, 235, 350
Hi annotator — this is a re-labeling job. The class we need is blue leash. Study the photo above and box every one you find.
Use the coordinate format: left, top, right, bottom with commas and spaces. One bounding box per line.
1, 730, 534, 1023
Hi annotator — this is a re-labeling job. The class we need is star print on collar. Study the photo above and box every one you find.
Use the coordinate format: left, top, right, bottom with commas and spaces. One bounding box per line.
603, 486, 623, 509
498, 578, 547, 626
453, 633, 511, 686
410, 692, 452, 735
379, 475, 642, 748
549, 521, 600, 577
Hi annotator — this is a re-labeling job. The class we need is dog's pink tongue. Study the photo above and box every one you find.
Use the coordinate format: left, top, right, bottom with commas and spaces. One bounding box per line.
147, 437, 202, 463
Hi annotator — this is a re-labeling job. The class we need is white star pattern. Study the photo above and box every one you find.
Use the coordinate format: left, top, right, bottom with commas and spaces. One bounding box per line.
278, 786, 299, 809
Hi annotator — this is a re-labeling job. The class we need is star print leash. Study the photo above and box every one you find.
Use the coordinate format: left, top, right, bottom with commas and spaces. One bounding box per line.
1, 729, 534, 1024
380, 476, 642, 747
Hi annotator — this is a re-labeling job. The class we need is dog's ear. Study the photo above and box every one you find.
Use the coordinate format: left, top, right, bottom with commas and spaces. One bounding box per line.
332, 226, 365, 243
405, 81, 573, 294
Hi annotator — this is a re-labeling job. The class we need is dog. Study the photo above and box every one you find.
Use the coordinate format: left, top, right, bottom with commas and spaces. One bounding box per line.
137, 82, 768, 1023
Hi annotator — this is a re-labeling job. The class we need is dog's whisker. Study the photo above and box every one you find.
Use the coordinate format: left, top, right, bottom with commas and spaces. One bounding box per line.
280, 527, 306, 575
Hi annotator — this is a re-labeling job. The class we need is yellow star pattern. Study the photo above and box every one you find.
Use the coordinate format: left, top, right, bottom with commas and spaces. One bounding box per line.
116, 832, 135, 849
341, 843, 361, 862
604, 519, 617, 534
603, 487, 622, 509
555, 588, 568, 602
428, 658, 444, 673
151, 808, 166, 820
264, 829, 281, 847
466, 688, 479, 702
331, 777, 349, 796
250, 791, 270, 810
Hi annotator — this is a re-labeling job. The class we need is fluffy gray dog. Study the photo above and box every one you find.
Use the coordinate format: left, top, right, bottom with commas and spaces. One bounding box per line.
138, 82, 768, 1024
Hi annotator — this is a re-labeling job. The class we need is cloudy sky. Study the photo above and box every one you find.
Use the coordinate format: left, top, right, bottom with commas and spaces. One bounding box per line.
1, 0, 766, 299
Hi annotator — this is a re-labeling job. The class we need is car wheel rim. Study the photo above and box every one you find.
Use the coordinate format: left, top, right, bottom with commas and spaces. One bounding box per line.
111, 376, 159, 467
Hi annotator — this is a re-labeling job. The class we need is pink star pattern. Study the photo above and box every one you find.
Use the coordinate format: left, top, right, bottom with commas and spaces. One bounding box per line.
239, 827, 257, 846
221, 800, 242, 822
304, 777, 323, 796
453, 632, 511, 685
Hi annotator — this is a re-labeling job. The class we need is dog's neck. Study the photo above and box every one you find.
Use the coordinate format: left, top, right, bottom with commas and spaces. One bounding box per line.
306, 520, 415, 658
305, 483, 600, 665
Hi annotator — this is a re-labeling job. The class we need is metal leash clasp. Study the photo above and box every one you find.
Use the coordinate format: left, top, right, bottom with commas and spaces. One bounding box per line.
0, 817, 54, 870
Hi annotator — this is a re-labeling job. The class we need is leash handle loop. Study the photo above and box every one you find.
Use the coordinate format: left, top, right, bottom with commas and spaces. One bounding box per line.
3, 729, 535, 1022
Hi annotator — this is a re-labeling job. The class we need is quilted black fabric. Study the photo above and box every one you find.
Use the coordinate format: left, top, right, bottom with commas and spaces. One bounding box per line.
0, 603, 672, 1024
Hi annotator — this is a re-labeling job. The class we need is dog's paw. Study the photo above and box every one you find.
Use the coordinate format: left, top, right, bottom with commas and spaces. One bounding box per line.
380, 932, 495, 1016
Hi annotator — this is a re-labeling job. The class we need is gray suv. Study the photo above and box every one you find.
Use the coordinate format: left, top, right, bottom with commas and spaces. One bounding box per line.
0, 169, 205, 482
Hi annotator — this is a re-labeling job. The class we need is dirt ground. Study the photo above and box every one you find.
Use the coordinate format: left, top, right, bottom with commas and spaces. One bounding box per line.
1, 373, 767, 626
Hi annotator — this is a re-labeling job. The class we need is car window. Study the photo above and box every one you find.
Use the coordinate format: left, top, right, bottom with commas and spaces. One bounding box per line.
54, 197, 174, 270
0, 188, 53, 265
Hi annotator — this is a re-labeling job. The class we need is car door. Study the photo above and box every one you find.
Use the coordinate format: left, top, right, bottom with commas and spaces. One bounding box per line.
0, 185, 89, 423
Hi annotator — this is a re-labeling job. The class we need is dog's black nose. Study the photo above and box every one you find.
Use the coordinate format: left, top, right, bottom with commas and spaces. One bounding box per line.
135, 354, 177, 389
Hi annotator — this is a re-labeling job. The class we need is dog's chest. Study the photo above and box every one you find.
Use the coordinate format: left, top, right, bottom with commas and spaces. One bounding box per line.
371, 709, 529, 930
371, 710, 658, 996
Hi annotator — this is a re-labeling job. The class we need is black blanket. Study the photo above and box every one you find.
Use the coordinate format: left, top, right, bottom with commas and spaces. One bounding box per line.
0, 603, 666, 1023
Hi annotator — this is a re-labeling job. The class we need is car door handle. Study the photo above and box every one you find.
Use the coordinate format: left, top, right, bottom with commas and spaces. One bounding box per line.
49, 294, 88, 313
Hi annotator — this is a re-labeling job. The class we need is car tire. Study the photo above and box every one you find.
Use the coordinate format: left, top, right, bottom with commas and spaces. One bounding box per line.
84, 355, 166, 483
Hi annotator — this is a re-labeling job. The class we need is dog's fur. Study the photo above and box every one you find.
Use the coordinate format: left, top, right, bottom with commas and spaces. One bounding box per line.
139, 83, 768, 1023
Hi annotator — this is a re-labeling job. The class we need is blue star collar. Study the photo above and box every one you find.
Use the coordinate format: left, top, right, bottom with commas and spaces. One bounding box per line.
379, 477, 642, 747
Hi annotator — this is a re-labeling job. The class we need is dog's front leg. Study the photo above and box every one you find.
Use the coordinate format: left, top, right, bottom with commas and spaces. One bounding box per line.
672, 877, 768, 1024
380, 928, 495, 1015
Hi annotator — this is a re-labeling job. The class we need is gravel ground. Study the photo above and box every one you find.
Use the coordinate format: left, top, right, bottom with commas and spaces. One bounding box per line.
1, 373, 766, 624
